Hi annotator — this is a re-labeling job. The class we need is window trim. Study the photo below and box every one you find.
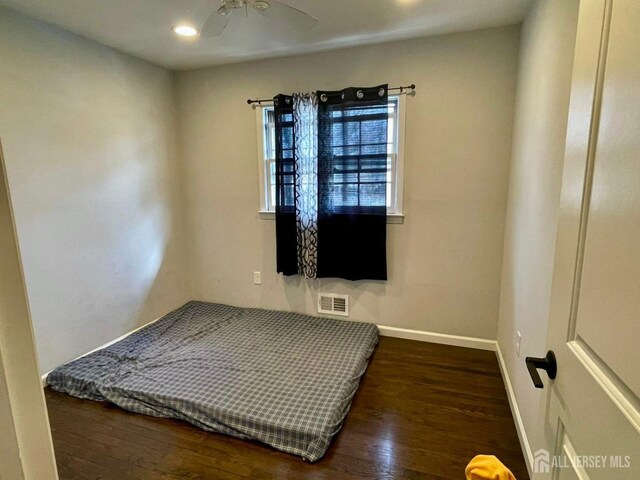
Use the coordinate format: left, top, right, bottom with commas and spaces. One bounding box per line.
255, 95, 406, 224
255, 105, 271, 215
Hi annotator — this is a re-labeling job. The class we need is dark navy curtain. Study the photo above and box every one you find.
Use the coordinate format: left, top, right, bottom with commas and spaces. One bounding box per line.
316, 85, 389, 281
273, 94, 298, 275
274, 85, 389, 281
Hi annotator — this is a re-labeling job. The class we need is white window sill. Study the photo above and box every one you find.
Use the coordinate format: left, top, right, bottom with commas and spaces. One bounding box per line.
259, 211, 405, 224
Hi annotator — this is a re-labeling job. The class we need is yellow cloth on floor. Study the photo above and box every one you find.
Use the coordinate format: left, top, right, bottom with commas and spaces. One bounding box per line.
465, 455, 516, 480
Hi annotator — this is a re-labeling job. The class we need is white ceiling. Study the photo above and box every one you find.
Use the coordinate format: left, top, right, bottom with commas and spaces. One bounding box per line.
0, 0, 532, 70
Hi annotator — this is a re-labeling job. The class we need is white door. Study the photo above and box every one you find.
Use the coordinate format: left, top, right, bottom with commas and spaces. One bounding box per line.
532, 0, 640, 478
0, 141, 58, 479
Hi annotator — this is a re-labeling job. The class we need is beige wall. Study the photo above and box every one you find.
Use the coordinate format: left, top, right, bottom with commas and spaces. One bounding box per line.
496, 0, 579, 461
0, 143, 57, 479
176, 26, 520, 338
0, 7, 191, 374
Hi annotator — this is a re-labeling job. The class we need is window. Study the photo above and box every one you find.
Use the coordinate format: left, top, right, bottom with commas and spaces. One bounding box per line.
256, 96, 405, 222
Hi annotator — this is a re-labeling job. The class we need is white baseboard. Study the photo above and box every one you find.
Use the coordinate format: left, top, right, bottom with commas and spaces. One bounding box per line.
377, 325, 497, 351
40, 315, 163, 387
495, 342, 534, 477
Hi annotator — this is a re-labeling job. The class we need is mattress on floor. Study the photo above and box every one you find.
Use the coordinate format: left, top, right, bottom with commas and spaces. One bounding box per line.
47, 301, 379, 462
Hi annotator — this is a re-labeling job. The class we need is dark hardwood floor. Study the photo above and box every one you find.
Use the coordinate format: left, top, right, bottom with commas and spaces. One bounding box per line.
46, 337, 530, 480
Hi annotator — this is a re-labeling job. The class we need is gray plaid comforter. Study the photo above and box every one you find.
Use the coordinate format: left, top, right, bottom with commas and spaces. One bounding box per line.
47, 301, 379, 461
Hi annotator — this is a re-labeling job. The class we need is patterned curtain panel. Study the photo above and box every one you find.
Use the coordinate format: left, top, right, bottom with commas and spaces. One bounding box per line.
274, 85, 389, 281
316, 85, 389, 281
292, 93, 319, 278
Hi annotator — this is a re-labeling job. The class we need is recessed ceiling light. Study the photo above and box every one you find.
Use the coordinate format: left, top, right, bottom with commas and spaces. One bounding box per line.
172, 25, 199, 37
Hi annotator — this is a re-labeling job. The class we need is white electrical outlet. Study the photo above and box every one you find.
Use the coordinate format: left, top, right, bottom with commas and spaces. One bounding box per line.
516, 330, 522, 357
253, 271, 261, 285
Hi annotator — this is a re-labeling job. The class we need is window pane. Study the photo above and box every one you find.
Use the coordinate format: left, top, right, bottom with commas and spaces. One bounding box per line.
264, 108, 276, 159
267, 160, 276, 210
319, 97, 391, 212
388, 116, 396, 154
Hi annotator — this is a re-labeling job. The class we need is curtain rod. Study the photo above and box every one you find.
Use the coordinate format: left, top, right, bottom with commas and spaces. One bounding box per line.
246, 84, 416, 107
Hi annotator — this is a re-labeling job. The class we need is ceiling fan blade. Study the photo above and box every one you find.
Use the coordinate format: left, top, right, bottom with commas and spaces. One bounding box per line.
252, 0, 318, 32
200, 7, 233, 37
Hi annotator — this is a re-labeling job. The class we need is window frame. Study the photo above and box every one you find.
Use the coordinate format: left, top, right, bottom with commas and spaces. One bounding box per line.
256, 95, 406, 223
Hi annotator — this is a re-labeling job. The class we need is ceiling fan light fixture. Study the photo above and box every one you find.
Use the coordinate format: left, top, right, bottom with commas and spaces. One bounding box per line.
253, 1, 270, 11
172, 24, 199, 37
226, 0, 246, 9
201, 0, 316, 37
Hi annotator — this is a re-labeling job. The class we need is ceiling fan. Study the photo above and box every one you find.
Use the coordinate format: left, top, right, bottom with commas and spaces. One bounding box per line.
201, 0, 319, 37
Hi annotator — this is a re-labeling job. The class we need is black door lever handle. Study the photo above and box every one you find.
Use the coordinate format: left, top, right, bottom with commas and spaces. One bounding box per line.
525, 351, 557, 389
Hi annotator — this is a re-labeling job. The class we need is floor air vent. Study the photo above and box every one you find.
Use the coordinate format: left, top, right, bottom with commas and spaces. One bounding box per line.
318, 293, 349, 317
